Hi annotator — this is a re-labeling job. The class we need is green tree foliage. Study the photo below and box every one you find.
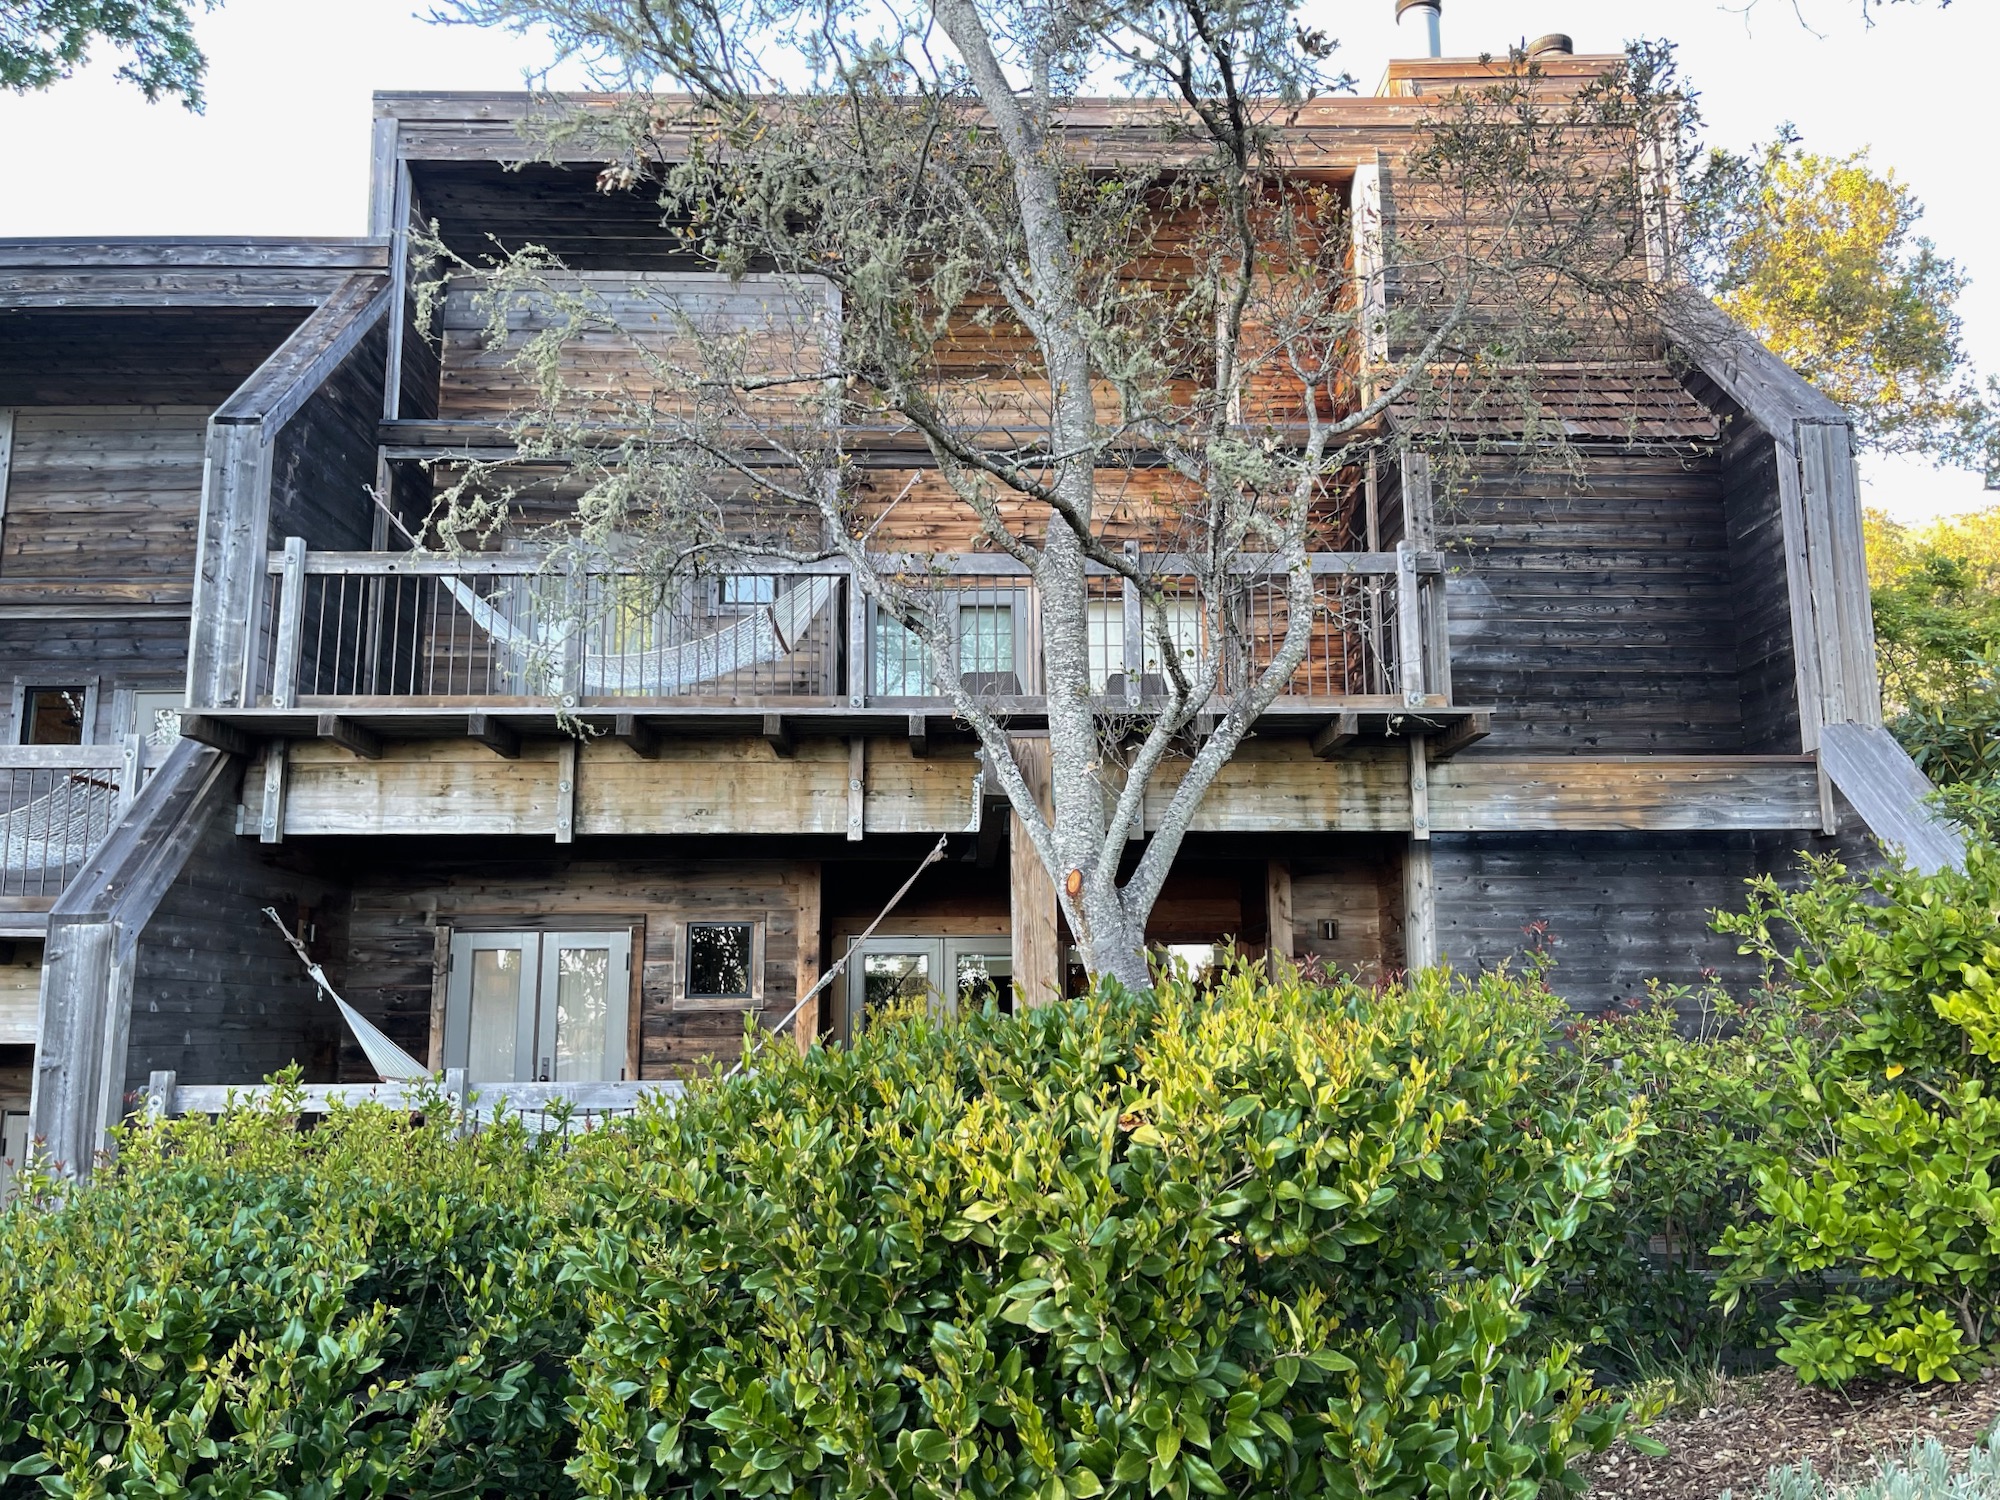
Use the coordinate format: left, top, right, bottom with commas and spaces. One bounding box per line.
1710, 793, 2000, 1385
1866, 506, 2000, 784
1688, 132, 1998, 479
0, 966, 1650, 1498
0, 0, 219, 108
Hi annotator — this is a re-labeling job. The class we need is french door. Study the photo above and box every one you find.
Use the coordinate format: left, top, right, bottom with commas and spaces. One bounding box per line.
444, 929, 632, 1083
844, 936, 1013, 1042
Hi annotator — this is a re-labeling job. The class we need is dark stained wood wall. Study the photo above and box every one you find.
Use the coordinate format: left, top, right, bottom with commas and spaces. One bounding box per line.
0, 309, 310, 406
1442, 452, 1748, 753
1430, 831, 1768, 1011
126, 805, 346, 1096
1, 408, 209, 607
269, 322, 389, 551
1721, 421, 1804, 753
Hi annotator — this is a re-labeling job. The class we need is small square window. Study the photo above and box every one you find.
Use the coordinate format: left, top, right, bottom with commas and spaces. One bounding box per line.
685, 921, 757, 1002
22, 688, 85, 746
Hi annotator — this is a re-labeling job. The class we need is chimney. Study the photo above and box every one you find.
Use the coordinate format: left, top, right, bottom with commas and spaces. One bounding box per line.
1396, 0, 1442, 59
1526, 33, 1574, 58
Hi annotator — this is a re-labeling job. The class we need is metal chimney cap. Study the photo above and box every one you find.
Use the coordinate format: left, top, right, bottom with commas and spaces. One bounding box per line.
1396, 0, 1441, 15
1526, 32, 1574, 56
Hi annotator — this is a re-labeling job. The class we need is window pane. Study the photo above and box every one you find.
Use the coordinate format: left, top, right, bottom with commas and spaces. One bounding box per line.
958, 605, 1015, 674
1143, 602, 1204, 674
131, 692, 183, 750
957, 951, 1013, 1015
468, 947, 522, 1081
687, 922, 754, 999
553, 945, 613, 1081
862, 949, 931, 1023
23, 688, 85, 746
873, 611, 930, 696
720, 575, 777, 606
1086, 601, 1123, 691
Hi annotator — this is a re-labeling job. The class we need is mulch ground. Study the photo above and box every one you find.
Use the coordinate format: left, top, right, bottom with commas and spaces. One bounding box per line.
1580, 1366, 2000, 1498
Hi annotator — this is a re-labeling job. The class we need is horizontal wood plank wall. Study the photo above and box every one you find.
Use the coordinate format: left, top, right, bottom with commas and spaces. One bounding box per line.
1720, 421, 1803, 752
125, 804, 347, 1097
435, 273, 838, 423
0, 408, 209, 607
1442, 453, 1745, 753
0, 309, 312, 407
341, 856, 816, 1078
268, 322, 388, 551
247, 737, 1824, 836
1429, 831, 1766, 1012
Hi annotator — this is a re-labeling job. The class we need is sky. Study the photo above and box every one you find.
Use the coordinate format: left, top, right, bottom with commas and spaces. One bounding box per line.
0, 0, 1992, 523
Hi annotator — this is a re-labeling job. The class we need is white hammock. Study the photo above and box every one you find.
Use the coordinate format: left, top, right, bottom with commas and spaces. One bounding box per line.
1, 775, 118, 874
438, 573, 838, 697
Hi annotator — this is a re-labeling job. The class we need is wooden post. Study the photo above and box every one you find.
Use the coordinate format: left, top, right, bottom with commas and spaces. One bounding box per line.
144, 1070, 177, 1121
1395, 543, 1426, 707
554, 739, 577, 844
1008, 737, 1061, 1007
442, 1067, 469, 1139
846, 570, 868, 708
270, 536, 308, 709
118, 731, 143, 820
28, 919, 117, 1177
258, 739, 287, 844
846, 738, 866, 843
1403, 840, 1438, 971
1408, 735, 1430, 842
1265, 861, 1294, 961
795, 862, 822, 1056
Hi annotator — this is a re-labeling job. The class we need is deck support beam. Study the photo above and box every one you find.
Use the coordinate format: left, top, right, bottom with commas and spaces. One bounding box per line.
316, 713, 382, 759
467, 713, 519, 759
614, 713, 661, 759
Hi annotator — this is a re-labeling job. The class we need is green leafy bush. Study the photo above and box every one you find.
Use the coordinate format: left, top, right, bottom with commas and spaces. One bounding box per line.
1534, 977, 1830, 1377
1711, 794, 2000, 1385
0, 964, 1648, 1499
0, 1075, 588, 1497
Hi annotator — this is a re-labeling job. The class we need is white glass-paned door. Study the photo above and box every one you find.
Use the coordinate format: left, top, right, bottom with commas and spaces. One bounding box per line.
538, 935, 631, 1082
846, 936, 1015, 1041
445, 929, 632, 1083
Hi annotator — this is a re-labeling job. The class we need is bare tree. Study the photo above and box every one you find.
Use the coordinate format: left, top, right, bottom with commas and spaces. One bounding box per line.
427, 0, 1682, 991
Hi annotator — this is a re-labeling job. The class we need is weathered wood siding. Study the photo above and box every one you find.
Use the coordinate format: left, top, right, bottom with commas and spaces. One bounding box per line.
1430, 831, 1767, 1010
1720, 421, 1804, 752
340, 854, 819, 1078
0, 309, 311, 406
0, 407, 209, 606
125, 805, 346, 1096
1443, 453, 1749, 753
268, 321, 389, 551
0, 618, 190, 741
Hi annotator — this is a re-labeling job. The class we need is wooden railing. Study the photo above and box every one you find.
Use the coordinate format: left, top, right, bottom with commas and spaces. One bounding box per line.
0, 742, 151, 898
251, 545, 1452, 712
145, 1068, 685, 1132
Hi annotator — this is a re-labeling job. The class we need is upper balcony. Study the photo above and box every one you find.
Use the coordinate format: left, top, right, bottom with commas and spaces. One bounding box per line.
192, 541, 1481, 757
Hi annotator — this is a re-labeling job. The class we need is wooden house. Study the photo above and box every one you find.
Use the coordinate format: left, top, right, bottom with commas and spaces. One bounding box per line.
3, 48, 1958, 1178
0, 238, 386, 1188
